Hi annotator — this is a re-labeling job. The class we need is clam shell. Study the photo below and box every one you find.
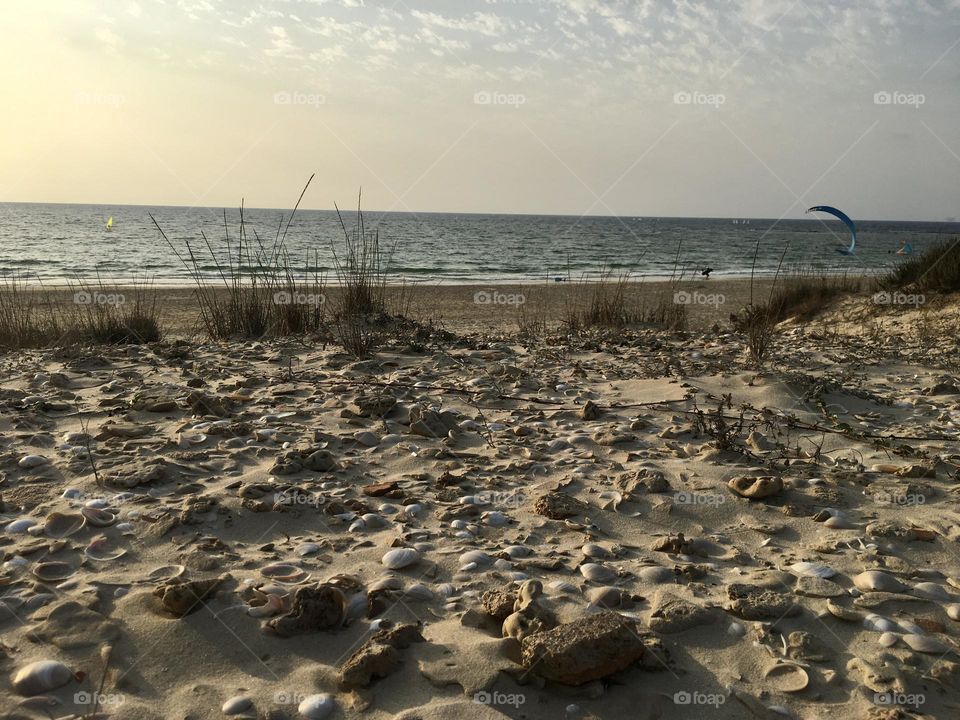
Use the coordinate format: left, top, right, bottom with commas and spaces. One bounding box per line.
764, 663, 809, 693
579, 563, 616, 583
18, 455, 49, 469
638, 566, 675, 584
43, 512, 86, 538
789, 561, 836, 579
911, 582, 950, 601
547, 580, 578, 594
404, 583, 434, 601
32, 562, 76, 582
864, 614, 899, 633
5, 519, 37, 535
826, 601, 861, 622
878, 632, 899, 647
947, 604, 960, 621
81, 506, 117, 528
502, 545, 530, 558
382, 548, 419, 570
853, 570, 907, 593
585, 586, 623, 608
222, 696, 253, 714
85, 536, 127, 561
148, 564, 186, 581
582, 543, 613, 559
298, 693, 335, 719
459, 550, 491, 567
295, 542, 322, 556
261, 564, 308, 583
902, 634, 948, 653
12, 660, 73, 696
369, 575, 403, 592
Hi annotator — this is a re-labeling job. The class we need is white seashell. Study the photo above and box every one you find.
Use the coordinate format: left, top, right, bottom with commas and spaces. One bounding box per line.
222, 695, 253, 714
863, 614, 899, 633
483, 511, 508, 526
295, 542, 321, 556
362, 513, 389, 528
548, 580, 578, 594
382, 548, 419, 570
459, 550, 492, 566
349, 520, 365, 532
85, 536, 126, 561
404, 583, 434, 601
728, 622, 746, 637
911, 582, 950, 601
148, 564, 186, 581
298, 693, 335, 719
947, 604, 960, 621
33, 562, 76, 582
789, 562, 836, 579
261, 564, 308, 583
854, 571, 907, 593
44, 512, 86, 538
902, 634, 948, 653
502, 545, 530, 558
18, 455, 49, 469
897, 620, 925, 635
402, 504, 423, 517
12, 660, 74, 696
579, 563, 616, 583
369, 576, 403, 592
116, 522, 135, 535
585, 586, 623, 608
878, 632, 899, 647
247, 594, 284, 618
581, 543, 612, 559
638, 566, 674, 584
763, 663, 809, 693
5, 519, 37, 534
81, 506, 117, 528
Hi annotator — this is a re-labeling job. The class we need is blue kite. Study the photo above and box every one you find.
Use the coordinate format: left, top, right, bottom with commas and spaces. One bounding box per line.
806, 205, 857, 255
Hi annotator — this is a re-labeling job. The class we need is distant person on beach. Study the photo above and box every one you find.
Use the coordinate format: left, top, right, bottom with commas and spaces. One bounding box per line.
701, 267, 713, 278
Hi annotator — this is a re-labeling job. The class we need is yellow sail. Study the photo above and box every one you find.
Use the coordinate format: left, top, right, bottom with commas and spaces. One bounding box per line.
106, 216, 113, 230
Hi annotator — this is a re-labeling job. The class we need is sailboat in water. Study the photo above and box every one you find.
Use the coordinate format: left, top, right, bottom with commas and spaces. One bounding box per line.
105, 216, 113, 231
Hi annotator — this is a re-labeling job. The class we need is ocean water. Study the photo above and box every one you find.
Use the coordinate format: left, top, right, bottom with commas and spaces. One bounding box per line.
1, 202, 956, 285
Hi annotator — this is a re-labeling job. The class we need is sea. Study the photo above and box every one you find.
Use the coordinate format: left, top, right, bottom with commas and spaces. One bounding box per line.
1, 203, 956, 285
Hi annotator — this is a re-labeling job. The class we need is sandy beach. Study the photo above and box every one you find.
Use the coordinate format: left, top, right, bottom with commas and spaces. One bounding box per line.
2, 280, 959, 720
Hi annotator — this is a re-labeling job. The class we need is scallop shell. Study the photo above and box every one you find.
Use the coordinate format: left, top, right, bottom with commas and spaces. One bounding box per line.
382, 548, 419, 570
85, 536, 127, 561
261, 564, 308, 583
789, 561, 836, 579
764, 663, 809, 693
12, 660, 74, 696
579, 563, 616, 583
902, 634, 948, 653
81, 506, 117, 528
853, 570, 907, 593
43, 512, 86, 538
298, 693, 335, 720
32, 562, 76, 582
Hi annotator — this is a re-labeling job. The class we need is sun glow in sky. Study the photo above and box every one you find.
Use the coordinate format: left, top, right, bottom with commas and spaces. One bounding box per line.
2, 0, 959, 219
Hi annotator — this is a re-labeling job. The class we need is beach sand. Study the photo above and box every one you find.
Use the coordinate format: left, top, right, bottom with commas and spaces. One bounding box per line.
1, 283, 959, 719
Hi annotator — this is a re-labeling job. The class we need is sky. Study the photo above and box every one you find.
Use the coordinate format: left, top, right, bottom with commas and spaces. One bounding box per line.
1, 0, 959, 220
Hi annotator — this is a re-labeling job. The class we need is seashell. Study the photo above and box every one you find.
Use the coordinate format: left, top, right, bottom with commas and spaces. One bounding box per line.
911, 582, 950, 601
85, 535, 126, 561
295, 542, 322, 556
369, 576, 403, 592
547, 580, 578, 594
582, 543, 613, 559
585, 586, 623, 608
261, 564, 308, 583
43, 512, 86, 538
823, 514, 857, 529
12, 660, 74, 696
298, 693, 335, 720
902, 634, 948, 653
404, 583, 434, 601
579, 563, 616, 583
789, 561, 836, 579
5, 519, 37, 535
853, 570, 907, 593
638, 566, 674, 584
80, 506, 117, 528
148, 565, 186, 581
502, 545, 530, 558
32, 562, 76, 582
361, 513, 389, 528
878, 632, 899, 647
18, 455, 49, 469
728, 621, 746, 637
897, 619, 926, 635
382, 548, 419, 570
402, 503, 423, 517
864, 614, 899, 633
459, 550, 492, 567
483, 511, 508, 526
598, 491, 623, 510
947, 604, 960, 621
826, 601, 861, 622
763, 663, 809, 693
116, 522, 135, 535
248, 594, 284, 618
222, 695, 253, 714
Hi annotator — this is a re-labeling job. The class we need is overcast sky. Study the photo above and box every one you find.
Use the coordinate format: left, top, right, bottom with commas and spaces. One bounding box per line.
2, 0, 959, 220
